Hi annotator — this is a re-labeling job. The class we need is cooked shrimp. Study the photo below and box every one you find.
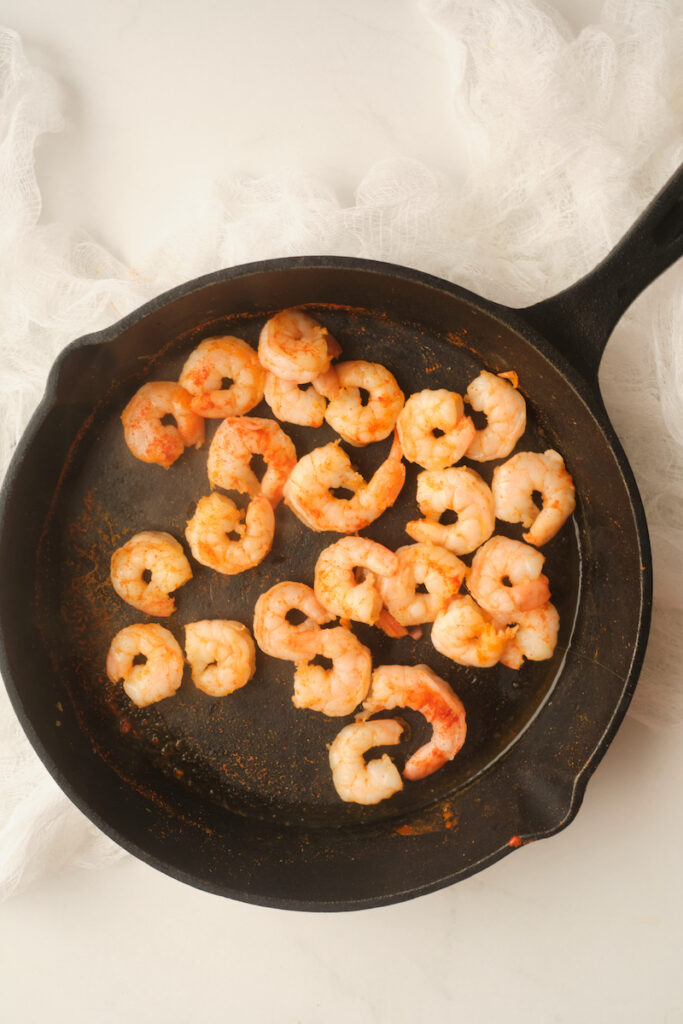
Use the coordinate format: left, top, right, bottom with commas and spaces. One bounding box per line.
376, 543, 466, 626
492, 449, 576, 546
283, 432, 406, 533
360, 664, 466, 781
106, 623, 184, 708
293, 626, 372, 716
110, 531, 192, 616
312, 366, 339, 399
317, 361, 404, 446
431, 594, 516, 667
314, 537, 398, 625
468, 535, 550, 615
258, 309, 341, 384
178, 335, 265, 418
185, 492, 274, 574
207, 417, 297, 507
284, 442, 363, 531
328, 720, 404, 804
492, 602, 560, 669
184, 619, 256, 696
121, 381, 205, 469
253, 581, 335, 661
464, 370, 526, 462
405, 466, 495, 555
264, 373, 326, 427
396, 389, 475, 470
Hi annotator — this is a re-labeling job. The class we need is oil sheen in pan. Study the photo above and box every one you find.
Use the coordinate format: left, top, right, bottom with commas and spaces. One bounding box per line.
35, 305, 582, 829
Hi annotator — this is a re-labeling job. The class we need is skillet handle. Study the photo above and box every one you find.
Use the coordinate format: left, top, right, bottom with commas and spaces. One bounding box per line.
518, 163, 683, 385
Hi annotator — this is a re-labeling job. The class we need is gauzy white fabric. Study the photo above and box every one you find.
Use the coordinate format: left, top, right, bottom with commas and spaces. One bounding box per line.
1, 0, 682, 900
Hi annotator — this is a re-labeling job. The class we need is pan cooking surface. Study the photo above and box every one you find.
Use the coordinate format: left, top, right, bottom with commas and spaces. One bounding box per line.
36, 305, 581, 829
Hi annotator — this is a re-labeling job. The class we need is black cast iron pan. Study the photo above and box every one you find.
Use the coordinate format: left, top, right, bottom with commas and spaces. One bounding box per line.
1, 167, 682, 910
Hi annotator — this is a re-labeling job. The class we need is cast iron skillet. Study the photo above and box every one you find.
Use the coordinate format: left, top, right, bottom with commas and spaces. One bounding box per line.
1, 168, 682, 911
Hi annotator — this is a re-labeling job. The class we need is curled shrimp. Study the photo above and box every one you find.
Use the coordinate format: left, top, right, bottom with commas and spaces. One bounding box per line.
121, 382, 205, 469
431, 594, 516, 667
396, 389, 475, 470
492, 602, 560, 669
258, 309, 341, 383
106, 623, 184, 708
253, 581, 335, 661
468, 535, 550, 615
264, 373, 326, 427
283, 432, 406, 533
376, 543, 466, 626
405, 466, 495, 555
492, 449, 576, 546
293, 626, 372, 717
317, 361, 404, 446
207, 417, 297, 507
328, 720, 404, 804
185, 492, 274, 575
184, 619, 256, 696
110, 531, 192, 616
360, 664, 466, 781
284, 442, 364, 531
178, 335, 265, 418
464, 370, 526, 462
314, 537, 398, 625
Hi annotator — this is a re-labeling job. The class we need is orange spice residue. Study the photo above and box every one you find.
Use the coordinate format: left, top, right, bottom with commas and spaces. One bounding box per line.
442, 805, 456, 829
395, 824, 416, 836
394, 803, 458, 837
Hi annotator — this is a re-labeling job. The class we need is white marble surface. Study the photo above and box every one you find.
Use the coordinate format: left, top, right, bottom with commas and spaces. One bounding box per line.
2, 1, 682, 1021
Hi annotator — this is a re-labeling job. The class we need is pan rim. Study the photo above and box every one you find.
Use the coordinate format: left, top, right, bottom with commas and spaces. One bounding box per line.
0, 255, 652, 909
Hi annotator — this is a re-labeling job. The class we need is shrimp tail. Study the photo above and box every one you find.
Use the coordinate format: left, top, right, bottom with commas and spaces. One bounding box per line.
376, 608, 422, 640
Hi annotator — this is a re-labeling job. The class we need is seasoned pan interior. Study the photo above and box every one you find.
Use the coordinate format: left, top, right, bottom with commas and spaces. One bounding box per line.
35, 301, 582, 830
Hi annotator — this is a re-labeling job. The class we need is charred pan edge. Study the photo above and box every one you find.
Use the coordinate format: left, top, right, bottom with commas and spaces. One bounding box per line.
0, 256, 652, 911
